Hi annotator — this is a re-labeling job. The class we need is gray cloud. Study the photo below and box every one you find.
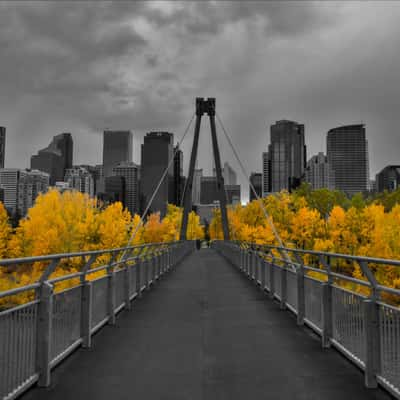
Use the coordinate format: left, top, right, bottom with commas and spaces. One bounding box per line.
0, 1, 399, 201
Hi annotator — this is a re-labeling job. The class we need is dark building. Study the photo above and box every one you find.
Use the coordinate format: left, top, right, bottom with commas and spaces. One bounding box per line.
249, 172, 262, 201
173, 145, 184, 206
225, 184, 241, 205
102, 131, 133, 178
0, 126, 5, 168
327, 124, 369, 195
105, 175, 126, 204
31, 133, 73, 185
268, 120, 306, 192
0, 187, 4, 203
200, 176, 240, 205
200, 176, 218, 204
376, 165, 400, 192
262, 152, 271, 196
141, 132, 174, 217
113, 161, 140, 215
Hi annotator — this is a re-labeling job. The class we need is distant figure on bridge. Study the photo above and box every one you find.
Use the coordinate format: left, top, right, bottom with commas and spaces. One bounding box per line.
196, 239, 201, 250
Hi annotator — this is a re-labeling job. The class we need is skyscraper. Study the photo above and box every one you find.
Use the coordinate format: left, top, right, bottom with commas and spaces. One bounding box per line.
305, 152, 334, 190
375, 165, 400, 192
262, 152, 271, 196
64, 167, 95, 197
141, 132, 174, 217
269, 120, 306, 192
113, 161, 140, 216
31, 133, 73, 185
0, 127, 5, 168
102, 131, 133, 178
327, 124, 369, 195
249, 172, 262, 201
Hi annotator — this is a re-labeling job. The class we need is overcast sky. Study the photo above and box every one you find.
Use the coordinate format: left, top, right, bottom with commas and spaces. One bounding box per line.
1, 1, 400, 201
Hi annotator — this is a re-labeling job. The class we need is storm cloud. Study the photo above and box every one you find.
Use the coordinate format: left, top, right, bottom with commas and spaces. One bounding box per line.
1, 1, 400, 201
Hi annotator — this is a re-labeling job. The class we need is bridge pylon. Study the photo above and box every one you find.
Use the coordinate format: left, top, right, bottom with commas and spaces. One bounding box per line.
180, 98, 230, 240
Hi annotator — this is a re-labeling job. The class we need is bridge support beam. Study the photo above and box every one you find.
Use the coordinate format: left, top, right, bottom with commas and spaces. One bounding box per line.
180, 98, 230, 241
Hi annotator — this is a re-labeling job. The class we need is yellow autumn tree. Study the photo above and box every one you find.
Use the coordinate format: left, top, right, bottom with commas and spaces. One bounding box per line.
0, 202, 11, 259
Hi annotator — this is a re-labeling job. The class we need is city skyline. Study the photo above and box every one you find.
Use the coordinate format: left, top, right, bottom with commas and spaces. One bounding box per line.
1, 2, 400, 202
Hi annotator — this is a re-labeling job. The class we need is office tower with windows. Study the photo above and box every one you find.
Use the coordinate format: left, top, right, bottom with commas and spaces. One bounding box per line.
31, 133, 73, 185
327, 124, 369, 195
102, 131, 133, 178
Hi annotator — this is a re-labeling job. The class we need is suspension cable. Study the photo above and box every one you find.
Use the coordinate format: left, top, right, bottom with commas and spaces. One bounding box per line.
121, 113, 195, 257
215, 112, 292, 263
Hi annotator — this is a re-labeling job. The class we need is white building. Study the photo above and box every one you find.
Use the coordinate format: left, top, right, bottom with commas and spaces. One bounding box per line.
192, 168, 203, 205
64, 167, 95, 197
305, 152, 334, 190
0, 168, 49, 216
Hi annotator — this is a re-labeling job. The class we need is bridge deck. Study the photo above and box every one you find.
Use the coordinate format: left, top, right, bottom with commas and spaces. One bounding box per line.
21, 249, 391, 400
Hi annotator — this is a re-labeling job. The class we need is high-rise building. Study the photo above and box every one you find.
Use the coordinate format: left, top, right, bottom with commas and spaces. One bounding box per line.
113, 161, 140, 216
225, 184, 241, 205
104, 176, 126, 204
64, 167, 95, 197
249, 172, 262, 201
102, 131, 133, 178
31, 133, 73, 185
141, 132, 174, 217
173, 145, 184, 206
305, 152, 334, 190
0, 127, 5, 168
262, 152, 271, 196
376, 165, 400, 192
0, 168, 49, 216
268, 120, 306, 192
192, 168, 203, 205
0, 187, 4, 203
17, 170, 49, 216
327, 124, 369, 195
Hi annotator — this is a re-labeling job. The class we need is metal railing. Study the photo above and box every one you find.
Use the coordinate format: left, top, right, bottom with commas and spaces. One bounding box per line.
0, 240, 195, 400
212, 240, 400, 399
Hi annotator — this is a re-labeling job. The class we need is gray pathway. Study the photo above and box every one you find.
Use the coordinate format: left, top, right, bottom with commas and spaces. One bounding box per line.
22, 249, 391, 400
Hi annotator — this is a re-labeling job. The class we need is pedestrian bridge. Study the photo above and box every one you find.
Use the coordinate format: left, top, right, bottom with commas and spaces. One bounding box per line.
1, 241, 399, 399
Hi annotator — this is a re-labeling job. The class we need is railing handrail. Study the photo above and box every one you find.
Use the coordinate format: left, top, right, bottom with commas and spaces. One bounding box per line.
0, 241, 185, 266
233, 240, 400, 267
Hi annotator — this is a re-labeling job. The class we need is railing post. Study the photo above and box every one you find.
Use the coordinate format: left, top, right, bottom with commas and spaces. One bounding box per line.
269, 259, 275, 299
261, 258, 266, 290
107, 270, 116, 325
124, 264, 132, 310
321, 283, 332, 348
296, 262, 305, 326
36, 281, 53, 387
363, 299, 381, 388
145, 259, 150, 290
280, 265, 287, 310
81, 280, 92, 348
136, 260, 142, 298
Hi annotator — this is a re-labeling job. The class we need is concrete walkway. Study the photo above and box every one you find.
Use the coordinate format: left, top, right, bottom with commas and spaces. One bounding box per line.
22, 249, 392, 400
